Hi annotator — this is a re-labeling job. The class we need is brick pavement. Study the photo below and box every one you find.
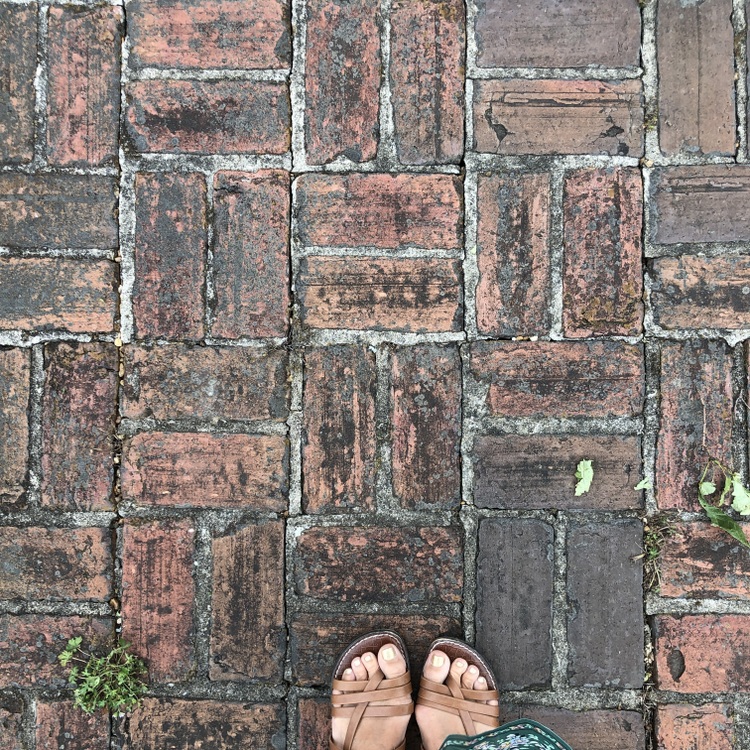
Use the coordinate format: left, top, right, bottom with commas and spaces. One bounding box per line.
1, 1, 750, 749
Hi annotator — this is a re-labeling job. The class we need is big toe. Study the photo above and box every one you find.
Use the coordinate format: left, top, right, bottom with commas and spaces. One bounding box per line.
378, 643, 407, 679
422, 649, 450, 684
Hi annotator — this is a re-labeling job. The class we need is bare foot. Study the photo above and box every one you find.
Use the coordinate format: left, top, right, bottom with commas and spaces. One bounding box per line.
415, 650, 499, 750
331, 644, 413, 750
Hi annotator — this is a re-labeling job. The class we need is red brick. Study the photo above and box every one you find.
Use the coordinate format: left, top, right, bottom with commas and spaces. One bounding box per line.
41, 343, 117, 510
390, 0, 464, 164
0, 258, 117, 334
212, 170, 290, 339
0, 349, 30, 505
294, 526, 463, 603
499, 707, 645, 750
654, 615, 750, 692
391, 345, 460, 509
651, 256, 750, 329
563, 168, 643, 336
474, 80, 643, 156
650, 166, 750, 245
126, 699, 286, 750
36, 701, 110, 750
47, 7, 122, 166
290, 612, 461, 686
298, 256, 462, 332
125, 81, 289, 155
122, 344, 288, 421
476, 172, 551, 337
0, 175, 118, 249
0, 696, 23, 750
0, 615, 110, 688
128, 0, 290, 69
567, 521, 643, 688
476, 519, 553, 689
298, 698, 328, 750
0, 527, 110, 601
302, 346, 376, 513
469, 341, 644, 418
658, 0, 735, 157
656, 704, 733, 750
655, 340, 732, 511
121, 520, 195, 682
473, 435, 643, 510
133, 172, 207, 340
210, 522, 285, 680
0, 5, 36, 164
474, 0, 641, 68
305, 0, 380, 164
123, 432, 288, 511
296, 173, 462, 250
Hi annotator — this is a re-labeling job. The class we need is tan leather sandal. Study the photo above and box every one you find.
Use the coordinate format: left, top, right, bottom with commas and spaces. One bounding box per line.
330, 631, 414, 750
417, 637, 500, 736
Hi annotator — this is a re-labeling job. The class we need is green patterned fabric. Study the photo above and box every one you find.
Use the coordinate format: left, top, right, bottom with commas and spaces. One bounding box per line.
439, 719, 573, 750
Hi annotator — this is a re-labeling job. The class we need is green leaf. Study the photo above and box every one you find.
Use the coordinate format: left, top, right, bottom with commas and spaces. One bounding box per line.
699, 496, 750, 548
719, 475, 733, 506
574, 459, 594, 496
634, 478, 652, 491
66, 637, 83, 651
699, 481, 717, 496
731, 475, 750, 516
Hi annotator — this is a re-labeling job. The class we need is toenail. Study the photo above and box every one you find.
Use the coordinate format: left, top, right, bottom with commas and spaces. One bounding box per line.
352, 658, 361, 667
431, 654, 444, 667
456, 659, 466, 668
363, 654, 373, 662
469, 666, 478, 674
382, 647, 395, 661
344, 668, 352, 676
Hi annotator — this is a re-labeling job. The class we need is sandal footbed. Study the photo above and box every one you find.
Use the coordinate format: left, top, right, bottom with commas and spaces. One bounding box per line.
332, 630, 411, 683
424, 636, 499, 692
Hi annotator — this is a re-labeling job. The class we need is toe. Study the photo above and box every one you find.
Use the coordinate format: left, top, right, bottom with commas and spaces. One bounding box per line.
475, 676, 499, 706
378, 643, 407, 679
449, 657, 468, 685
343, 667, 355, 681
462, 664, 479, 690
422, 649, 450, 684
351, 656, 368, 681
361, 651, 380, 679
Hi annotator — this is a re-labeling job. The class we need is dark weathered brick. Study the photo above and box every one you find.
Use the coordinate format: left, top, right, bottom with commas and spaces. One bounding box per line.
391, 345, 461, 509
36, 701, 110, 750
0, 258, 117, 334
298, 257, 463, 332
123, 432, 288, 511
567, 521, 643, 688
498, 707, 645, 750
290, 613, 461, 686
563, 168, 643, 337
298, 698, 328, 750
474, 80, 643, 156
125, 81, 289, 155
133, 172, 207, 340
122, 344, 288, 421
0, 616, 110, 688
295, 526, 463, 603
126, 699, 286, 750
47, 6, 122, 166
473, 435, 643, 511
0, 4, 36, 164
650, 256, 750, 330
469, 341, 644, 418
654, 615, 750, 692
302, 346, 377, 513
656, 340, 733, 511
128, 0, 290, 69
212, 170, 290, 339
390, 0, 464, 164
121, 520, 195, 683
650, 166, 750, 245
210, 522, 285, 680
0, 348, 30, 506
0, 695, 23, 750
0, 527, 111, 601
474, 0, 641, 68
304, 0, 380, 164
476, 519, 553, 690
656, 704, 733, 750
41, 343, 117, 510
476, 172, 551, 337
296, 173, 463, 249
0, 175, 118, 249
658, 0, 735, 157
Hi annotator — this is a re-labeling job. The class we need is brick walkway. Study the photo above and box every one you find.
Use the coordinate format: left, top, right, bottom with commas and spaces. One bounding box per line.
1, 0, 750, 748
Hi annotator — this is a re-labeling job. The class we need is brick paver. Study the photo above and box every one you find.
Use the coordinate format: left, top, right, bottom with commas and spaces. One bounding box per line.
2, 2, 750, 749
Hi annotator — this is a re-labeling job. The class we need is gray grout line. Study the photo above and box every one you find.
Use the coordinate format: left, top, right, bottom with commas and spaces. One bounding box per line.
459, 506, 478, 644
0, 164, 119, 175
732, 342, 749, 485
0, 247, 116, 259
290, 0, 307, 172
468, 66, 644, 80
295, 245, 462, 258
734, 0, 748, 162
117, 417, 289, 438
550, 512, 569, 691
193, 520, 213, 680
296, 330, 467, 346
641, 0, 660, 165
32, 4, 49, 170
125, 67, 290, 82
642, 339, 661, 517
374, 344, 398, 515
26, 344, 44, 509
463, 170, 479, 339
204, 170, 216, 339
478, 415, 644, 436
118, 162, 136, 343
548, 164, 565, 340
122, 153, 293, 172
466, 153, 642, 170
287, 349, 304, 517
376, 0, 397, 167
646, 595, 750, 616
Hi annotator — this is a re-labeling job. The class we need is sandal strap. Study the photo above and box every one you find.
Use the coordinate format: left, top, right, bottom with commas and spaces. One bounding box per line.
331, 738, 406, 750
417, 676, 500, 734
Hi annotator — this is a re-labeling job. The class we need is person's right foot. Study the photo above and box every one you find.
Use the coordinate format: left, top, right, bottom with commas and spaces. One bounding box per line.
415, 650, 499, 750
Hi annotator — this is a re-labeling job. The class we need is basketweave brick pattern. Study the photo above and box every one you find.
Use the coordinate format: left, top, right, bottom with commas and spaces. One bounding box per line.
3, 1, 750, 750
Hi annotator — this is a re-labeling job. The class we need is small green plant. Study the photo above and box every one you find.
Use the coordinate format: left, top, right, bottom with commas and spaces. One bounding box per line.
697, 459, 750, 549
574, 459, 594, 496
634, 515, 677, 589
58, 637, 148, 714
